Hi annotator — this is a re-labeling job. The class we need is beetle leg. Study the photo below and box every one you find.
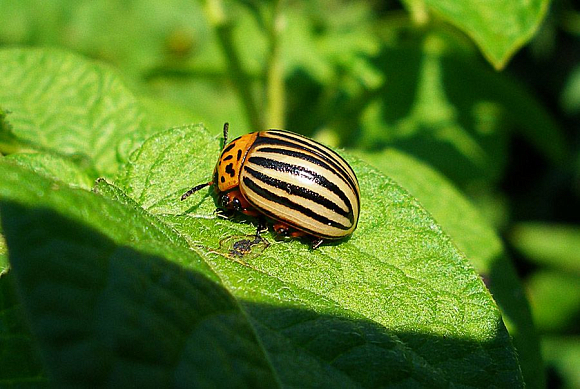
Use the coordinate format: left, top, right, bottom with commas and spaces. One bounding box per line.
273, 223, 309, 239
181, 181, 213, 201
220, 190, 261, 217
255, 217, 268, 238
215, 208, 234, 219
311, 238, 324, 250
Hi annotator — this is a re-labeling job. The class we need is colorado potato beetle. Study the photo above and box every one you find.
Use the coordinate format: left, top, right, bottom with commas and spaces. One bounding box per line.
182, 123, 360, 249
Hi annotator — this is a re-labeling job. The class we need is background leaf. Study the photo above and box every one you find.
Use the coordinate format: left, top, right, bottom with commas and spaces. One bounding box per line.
5, 153, 93, 190
510, 223, 580, 274
343, 31, 566, 191
410, 0, 550, 69
0, 48, 156, 177
526, 271, 580, 334
0, 232, 7, 275
542, 336, 580, 389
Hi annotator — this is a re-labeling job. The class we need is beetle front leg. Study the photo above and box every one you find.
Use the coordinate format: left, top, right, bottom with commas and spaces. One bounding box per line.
215, 208, 234, 219
311, 238, 324, 250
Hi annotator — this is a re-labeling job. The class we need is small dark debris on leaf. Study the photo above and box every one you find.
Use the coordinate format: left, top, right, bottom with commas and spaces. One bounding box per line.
218, 234, 270, 260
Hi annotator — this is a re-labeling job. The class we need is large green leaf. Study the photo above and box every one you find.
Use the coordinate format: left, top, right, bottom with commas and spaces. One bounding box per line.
405, 0, 550, 69
0, 161, 278, 387
358, 148, 543, 388
0, 143, 525, 386
0, 45, 524, 386
113, 123, 524, 386
0, 48, 155, 177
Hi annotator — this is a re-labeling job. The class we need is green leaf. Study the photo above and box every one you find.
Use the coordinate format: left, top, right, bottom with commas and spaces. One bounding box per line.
0, 107, 35, 156
0, 161, 278, 387
0, 0, 207, 77
5, 153, 94, 190
410, 0, 550, 69
347, 32, 567, 188
357, 148, 544, 388
0, 272, 48, 386
561, 65, 580, 115
527, 271, 580, 333
0, 48, 155, 177
510, 223, 580, 274
542, 336, 580, 389
139, 97, 199, 130
117, 124, 524, 386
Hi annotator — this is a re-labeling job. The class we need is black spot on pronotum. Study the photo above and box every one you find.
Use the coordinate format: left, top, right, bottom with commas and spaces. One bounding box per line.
237, 149, 242, 161
223, 154, 233, 161
220, 176, 225, 183
223, 142, 237, 153
225, 163, 235, 177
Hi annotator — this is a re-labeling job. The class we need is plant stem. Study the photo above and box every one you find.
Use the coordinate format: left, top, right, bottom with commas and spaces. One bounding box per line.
403, 0, 429, 26
265, 0, 285, 129
204, 0, 263, 130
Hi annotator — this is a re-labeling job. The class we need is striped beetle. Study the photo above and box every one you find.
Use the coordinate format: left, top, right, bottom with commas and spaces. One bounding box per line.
181, 123, 360, 249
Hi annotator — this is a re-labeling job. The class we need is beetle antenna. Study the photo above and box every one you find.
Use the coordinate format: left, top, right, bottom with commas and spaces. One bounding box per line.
222, 122, 229, 149
181, 181, 213, 201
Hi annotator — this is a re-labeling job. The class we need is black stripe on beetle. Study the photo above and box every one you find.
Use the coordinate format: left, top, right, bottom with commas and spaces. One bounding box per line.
242, 176, 351, 230
264, 130, 355, 176
253, 146, 352, 188
247, 156, 354, 213
243, 165, 354, 222
253, 134, 358, 195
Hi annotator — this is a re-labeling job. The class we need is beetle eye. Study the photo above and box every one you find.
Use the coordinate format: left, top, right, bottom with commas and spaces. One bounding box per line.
219, 193, 230, 208
232, 197, 242, 211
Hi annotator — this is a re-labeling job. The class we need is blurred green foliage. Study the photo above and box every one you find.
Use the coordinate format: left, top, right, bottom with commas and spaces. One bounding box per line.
0, 0, 579, 387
